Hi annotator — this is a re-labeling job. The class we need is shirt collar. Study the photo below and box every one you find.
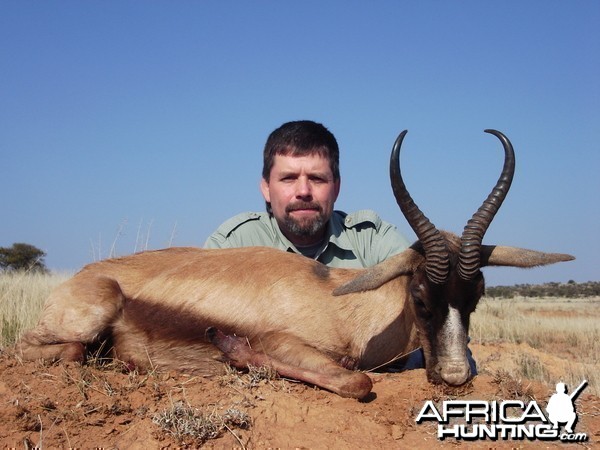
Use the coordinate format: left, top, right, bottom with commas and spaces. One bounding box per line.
324, 211, 354, 251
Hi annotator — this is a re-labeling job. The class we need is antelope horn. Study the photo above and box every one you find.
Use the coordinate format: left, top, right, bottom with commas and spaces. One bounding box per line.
458, 129, 516, 280
390, 130, 449, 284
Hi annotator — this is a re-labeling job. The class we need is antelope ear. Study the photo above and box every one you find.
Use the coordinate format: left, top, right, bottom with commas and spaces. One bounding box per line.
481, 245, 575, 268
333, 248, 423, 296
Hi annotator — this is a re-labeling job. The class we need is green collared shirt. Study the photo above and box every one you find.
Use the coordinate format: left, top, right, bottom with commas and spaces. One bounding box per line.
204, 210, 410, 268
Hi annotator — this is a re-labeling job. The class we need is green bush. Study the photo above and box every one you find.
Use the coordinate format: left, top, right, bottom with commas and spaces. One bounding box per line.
0, 243, 47, 273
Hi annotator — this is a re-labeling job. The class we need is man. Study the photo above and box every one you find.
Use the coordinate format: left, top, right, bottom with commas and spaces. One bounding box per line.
204, 120, 476, 374
204, 120, 410, 267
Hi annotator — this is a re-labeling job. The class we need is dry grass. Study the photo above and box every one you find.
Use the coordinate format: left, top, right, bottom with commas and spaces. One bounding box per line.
152, 400, 251, 447
0, 271, 71, 348
471, 296, 600, 396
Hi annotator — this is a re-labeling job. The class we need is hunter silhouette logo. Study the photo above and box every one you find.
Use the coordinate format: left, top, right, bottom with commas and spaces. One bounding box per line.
415, 380, 589, 442
546, 380, 587, 434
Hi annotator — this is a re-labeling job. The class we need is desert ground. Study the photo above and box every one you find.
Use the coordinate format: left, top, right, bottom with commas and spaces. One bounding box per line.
0, 341, 598, 449
1, 273, 598, 448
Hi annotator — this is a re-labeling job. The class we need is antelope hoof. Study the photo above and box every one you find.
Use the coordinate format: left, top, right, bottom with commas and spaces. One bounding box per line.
338, 372, 373, 399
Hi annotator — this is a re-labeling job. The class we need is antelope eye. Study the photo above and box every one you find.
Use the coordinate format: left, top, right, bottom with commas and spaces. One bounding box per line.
412, 294, 431, 316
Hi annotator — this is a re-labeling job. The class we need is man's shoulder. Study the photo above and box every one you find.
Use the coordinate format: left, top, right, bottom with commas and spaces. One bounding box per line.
213, 211, 269, 238
204, 212, 277, 248
327, 209, 409, 266
335, 209, 384, 231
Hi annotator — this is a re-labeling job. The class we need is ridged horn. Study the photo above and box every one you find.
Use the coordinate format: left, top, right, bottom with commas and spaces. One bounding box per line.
390, 130, 449, 284
458, 129, 516, 280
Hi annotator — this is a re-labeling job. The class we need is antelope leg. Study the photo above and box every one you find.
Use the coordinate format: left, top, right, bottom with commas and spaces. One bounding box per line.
206, 327, 372, 399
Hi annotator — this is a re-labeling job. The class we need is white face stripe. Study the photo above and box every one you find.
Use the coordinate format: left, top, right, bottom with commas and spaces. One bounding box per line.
440, 306, 465, 358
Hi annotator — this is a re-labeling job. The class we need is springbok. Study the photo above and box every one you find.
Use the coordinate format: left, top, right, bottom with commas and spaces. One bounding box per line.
17, 130, 574, 399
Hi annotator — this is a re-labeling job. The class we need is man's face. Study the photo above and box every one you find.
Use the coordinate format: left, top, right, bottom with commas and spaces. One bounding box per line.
261, 152, 340, 246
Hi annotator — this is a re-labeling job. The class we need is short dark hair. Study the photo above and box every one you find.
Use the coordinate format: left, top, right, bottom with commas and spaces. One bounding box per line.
262, 120, 340, 182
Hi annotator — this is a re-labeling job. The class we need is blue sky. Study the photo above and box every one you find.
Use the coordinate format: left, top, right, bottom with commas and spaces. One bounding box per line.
1, 2, 598, 286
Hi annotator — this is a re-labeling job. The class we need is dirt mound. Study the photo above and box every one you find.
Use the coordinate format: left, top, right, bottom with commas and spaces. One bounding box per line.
0, 349, 597, 448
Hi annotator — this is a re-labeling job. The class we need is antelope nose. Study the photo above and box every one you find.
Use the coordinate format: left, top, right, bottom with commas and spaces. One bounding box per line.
440, 362, 470, 386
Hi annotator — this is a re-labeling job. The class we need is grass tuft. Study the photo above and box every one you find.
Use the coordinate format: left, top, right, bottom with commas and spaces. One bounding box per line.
152, 401, 251, 446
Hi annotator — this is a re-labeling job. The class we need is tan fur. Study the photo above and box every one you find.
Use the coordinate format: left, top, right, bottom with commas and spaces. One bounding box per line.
16, 241, 573, 399
16, 246, 421, 398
